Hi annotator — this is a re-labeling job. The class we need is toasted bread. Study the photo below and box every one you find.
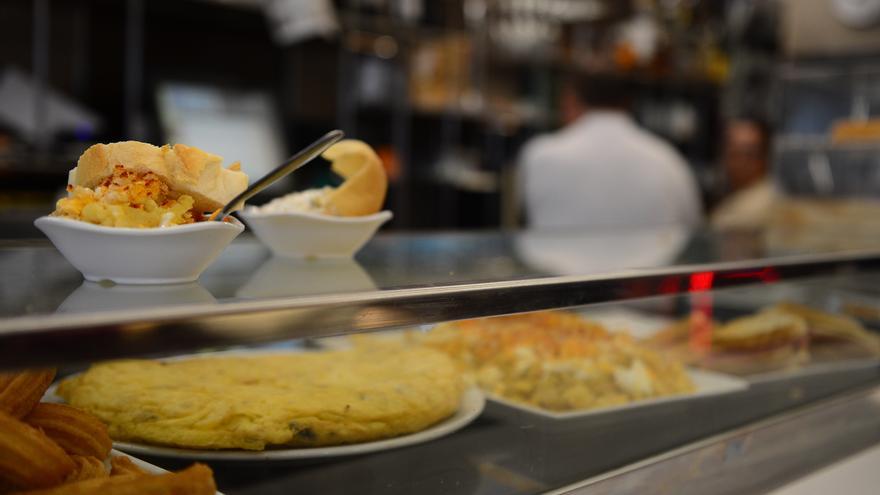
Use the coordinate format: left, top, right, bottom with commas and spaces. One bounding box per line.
322, 140, 387, 216
69, 141, 248, 212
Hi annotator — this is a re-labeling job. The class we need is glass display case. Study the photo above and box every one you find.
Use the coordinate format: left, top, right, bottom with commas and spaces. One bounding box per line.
774, 62, 880, 198
3, 226, 880, 495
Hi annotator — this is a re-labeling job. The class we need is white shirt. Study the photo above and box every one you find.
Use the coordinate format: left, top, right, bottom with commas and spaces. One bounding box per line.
520, 112, 702, 230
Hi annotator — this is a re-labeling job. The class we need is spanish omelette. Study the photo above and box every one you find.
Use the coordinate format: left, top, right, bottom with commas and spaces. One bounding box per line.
57, 347, 463, 451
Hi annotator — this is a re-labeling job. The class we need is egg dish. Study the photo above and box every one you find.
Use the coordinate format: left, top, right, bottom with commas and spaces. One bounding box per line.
57, 347, 463, 451
415, 311, 695, 412
54, 166, 200, 228
53, 141, 248, 228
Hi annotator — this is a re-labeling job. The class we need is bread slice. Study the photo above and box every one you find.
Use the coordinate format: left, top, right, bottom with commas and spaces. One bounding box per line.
773, 302, 880, 354
322, 140, 387, 216
712, 310, 807, 352
702, 341, 810, 374
69, 141, 249, 212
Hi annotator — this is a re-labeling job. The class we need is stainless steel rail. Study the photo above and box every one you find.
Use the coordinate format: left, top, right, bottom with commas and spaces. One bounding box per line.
552, 383, 880, 495
3, 249, 880, 369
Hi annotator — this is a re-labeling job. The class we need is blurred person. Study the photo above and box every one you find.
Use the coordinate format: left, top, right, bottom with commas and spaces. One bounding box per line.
519, 73, 702, 230
711, 118, 779, 229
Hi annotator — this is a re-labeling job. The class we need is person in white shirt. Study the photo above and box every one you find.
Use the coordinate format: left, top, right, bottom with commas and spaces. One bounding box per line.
711, 118, 779, 229
519, 74, 702, 230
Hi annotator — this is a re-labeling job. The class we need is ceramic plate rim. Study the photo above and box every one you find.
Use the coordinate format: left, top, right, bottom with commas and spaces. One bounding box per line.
110, 386, 483, 461
486, 368, 749, 420
34, 215, 244, 235
109, 449, 168, 474
239, 209, 393, 224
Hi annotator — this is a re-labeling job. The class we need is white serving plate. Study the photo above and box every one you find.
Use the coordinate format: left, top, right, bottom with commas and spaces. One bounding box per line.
34, 216, 244, 284
485, 368, 748, 420
239, 209, 392, 258
110, 386, 483, 461
49, 349, 484, 462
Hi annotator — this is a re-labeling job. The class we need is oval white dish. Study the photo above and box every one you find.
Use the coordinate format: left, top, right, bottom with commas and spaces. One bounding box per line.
34, 216, 244, 285
110, 386, 483, 461
239, 209, 392, 258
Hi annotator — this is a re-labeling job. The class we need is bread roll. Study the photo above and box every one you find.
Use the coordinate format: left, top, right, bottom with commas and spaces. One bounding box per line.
322, 140, 388, 216
712, 311, 807, 352
69, 141, 249, 212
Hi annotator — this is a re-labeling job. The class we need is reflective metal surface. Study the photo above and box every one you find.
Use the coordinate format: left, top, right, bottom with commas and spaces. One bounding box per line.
555, 384, 880, 495
3, 226, 880, 368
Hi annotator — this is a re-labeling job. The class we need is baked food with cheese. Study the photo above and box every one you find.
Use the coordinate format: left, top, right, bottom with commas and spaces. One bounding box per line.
415, 311, 695, 412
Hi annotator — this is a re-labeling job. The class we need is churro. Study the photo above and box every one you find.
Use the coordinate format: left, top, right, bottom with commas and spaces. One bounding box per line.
0, 369, 56, 419
65, 456, 108, 482
108, 456, 146, 477
13, 463, 216, 495
24, 403, 112, 460
0, 410, 75, 490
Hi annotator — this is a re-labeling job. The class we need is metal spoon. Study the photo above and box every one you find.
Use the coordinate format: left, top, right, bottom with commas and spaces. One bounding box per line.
211, 129, 344, 221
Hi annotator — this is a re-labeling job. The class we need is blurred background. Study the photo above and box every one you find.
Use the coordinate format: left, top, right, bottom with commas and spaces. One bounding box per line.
1, 0, 879, 236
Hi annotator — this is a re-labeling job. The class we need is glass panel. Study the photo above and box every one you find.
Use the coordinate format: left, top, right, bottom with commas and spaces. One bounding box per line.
48, 270, 880, 495
4, 226, 880, 320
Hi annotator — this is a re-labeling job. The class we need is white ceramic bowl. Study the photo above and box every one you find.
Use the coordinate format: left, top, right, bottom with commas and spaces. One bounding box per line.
34, 216, 244, 284
239, 210, 392, 258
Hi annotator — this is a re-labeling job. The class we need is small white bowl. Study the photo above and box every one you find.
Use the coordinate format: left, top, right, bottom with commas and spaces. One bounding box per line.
239, 210, 392, 258
34, 216, 244, 285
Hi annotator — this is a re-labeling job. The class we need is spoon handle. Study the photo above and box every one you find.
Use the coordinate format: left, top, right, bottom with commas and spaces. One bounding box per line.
213, 129, 345, 220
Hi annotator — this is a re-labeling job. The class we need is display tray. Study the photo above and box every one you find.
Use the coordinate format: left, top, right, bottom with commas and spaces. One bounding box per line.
483, 368, 748, 420
745, 357, 880, 384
